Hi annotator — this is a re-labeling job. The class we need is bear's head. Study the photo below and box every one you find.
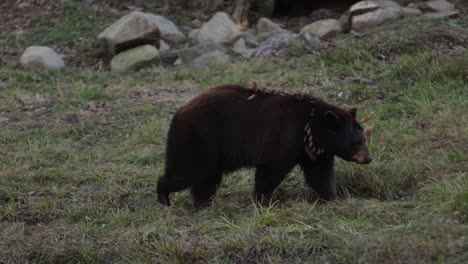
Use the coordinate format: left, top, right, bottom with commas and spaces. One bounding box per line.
305, 107, 373, 164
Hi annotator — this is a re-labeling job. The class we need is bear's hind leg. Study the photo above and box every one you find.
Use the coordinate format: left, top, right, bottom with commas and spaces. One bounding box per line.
191, 171, 223, 209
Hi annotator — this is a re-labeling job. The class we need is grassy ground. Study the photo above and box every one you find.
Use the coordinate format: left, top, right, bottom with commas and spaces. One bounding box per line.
1, 1, 468, 263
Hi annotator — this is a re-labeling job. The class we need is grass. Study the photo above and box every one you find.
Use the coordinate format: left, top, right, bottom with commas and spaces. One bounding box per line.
1, 2, 468, 263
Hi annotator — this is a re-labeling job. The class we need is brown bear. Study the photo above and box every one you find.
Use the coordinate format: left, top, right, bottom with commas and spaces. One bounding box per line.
157, 83, 373, 208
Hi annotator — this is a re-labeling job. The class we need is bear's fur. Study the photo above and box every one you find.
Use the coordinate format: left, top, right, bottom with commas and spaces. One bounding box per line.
157, 84, 372, 207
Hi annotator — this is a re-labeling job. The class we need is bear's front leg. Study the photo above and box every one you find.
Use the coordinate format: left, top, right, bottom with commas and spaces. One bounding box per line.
301, 155, 337, 201
254, 163, 295, 205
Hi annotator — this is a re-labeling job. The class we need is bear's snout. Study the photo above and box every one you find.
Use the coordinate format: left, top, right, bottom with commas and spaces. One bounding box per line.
352, 146, 373, 164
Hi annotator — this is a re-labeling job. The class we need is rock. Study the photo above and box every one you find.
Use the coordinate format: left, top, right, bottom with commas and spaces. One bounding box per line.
196, 12, 243, 44
402, 7, 422, 16
159, 40, 170, 51
300, 19, 342, 39
339, 11, 352, 33
192, 50, 231, 66
233, 38, 247, 52
191, 19, 202, 28
174, 58, 182, 66
20, 46, 65, 70
256, 17, 289, 42
424, 10, 459, 18
350, 0, 382, 13
425, 0, 455, 12
17, 2, 30, 9
110, 44, 159, 73
242, 29, 260, 47
188, 29, 200, 41
98, 11, 160, 56
256, 17, 285, 35
350, 0, 404, 31
289, 32, 325, 52
232, 38, 253, 58
392, 0, 407, 6
251, 31, 323, 58
160, 42, 226, 65
251, 32, 293, 58
145, 14, 186, 44
0, 117, 9, 123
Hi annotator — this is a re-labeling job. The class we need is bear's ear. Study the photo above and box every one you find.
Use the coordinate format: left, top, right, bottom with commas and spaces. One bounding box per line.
349, 108, 357, 119
325, 110, 338, 123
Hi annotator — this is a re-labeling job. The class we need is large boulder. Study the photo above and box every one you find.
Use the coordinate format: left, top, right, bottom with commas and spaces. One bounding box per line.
192, 50, 232, 66
145, 14, 186, 44
196, 12, 243, 44
20, 46, 65, 70
110, 44, 159, 73
350, 0, 404, 31
97, 11, 160, 56
300, 19, 342, 39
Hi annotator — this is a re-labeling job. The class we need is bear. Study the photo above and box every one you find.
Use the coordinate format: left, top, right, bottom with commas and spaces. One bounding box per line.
157, 83, 373, 208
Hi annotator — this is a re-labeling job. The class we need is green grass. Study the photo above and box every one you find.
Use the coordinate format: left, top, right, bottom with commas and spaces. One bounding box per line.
1, 2, 468, 263
19, 2, 118, 49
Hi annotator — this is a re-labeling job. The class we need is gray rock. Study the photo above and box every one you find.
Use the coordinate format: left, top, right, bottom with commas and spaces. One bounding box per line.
339, 11, 352, 33
251, 32, 293, 58
17, 2, 30, 9
243, 29, 261, 47
192, 50, 231, 66
289, 32, 325, 52
145, 13, 186, 44
232, 38, 247, 53
350, 0, 404, 31
232, 38, 253, 58
110, 44, 159, 73
300, 19, 342, 39
196, 12, 243, 44
159, 40, 170, 51
350, 0, 382, 13
98, 11, 160, 56
424, 10, 459, 18
256, 17, 285, 35
402, 7, 422, 16
256, 18, 290, 42
392, 0, 410, 6
425, 0, 455, 12
20, 46, 65, 70
188, 29, 200, 41
0, 117, 9, 123
191, 19, 202, 28
160, 42, 226, 65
